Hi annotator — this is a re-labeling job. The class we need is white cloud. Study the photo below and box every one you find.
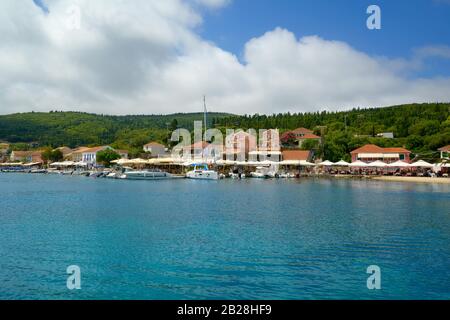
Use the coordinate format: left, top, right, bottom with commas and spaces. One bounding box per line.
0, 0, 449, 116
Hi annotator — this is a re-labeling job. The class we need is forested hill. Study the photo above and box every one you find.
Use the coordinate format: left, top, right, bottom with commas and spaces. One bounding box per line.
0, 111, 231, 149
0, 103, 449, 161
212, 103, 450, 161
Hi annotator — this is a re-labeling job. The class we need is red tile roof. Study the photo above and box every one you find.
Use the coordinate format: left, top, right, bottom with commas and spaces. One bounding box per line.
144, 142, 165, 148
438, 145, 450, 152
282, 150, 311, 161
383, 147, 411, 153
351, 144, 410, 154
83, 146, 108, 153
291, 127, 313, 134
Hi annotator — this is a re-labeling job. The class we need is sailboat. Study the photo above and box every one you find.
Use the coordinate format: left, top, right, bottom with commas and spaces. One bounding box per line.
185, 96, 220, 181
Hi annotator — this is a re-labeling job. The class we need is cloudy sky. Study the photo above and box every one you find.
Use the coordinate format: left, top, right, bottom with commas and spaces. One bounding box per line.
1, 0, 450, 115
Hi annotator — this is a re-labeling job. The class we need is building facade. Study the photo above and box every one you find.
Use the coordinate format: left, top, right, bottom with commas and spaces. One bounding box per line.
439, 145, 450, 159
143, 142, 166, 157
350, 144, 411, 163
10, 151, 43, 163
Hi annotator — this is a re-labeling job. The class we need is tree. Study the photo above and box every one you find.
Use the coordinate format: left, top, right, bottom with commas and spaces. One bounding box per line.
41, 148, 63, 163
301, 139, 320, 151
96, 149, 120, 167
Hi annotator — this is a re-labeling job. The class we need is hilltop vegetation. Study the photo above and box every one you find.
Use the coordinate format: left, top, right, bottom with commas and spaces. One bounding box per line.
0, 111, 230, 156
212, 103, 450, 161
0, 103, 449, 161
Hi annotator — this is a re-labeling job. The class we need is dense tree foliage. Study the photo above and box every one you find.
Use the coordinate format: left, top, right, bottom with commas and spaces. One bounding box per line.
0, 111, 230, 149
41, 148, 63, 163
96, 149, 121, 167
0, 104, 448, 162
213, 103, 450, 161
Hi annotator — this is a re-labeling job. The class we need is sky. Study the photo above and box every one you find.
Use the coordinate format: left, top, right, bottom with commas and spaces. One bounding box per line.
1, 0, 450, 115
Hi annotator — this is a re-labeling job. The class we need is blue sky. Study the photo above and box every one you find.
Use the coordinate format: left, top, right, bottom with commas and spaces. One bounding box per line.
199, 0, 450, 76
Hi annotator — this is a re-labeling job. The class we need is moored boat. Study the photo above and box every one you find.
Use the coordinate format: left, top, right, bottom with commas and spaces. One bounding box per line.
125, 169, 173, 180
186, 164, 219, 180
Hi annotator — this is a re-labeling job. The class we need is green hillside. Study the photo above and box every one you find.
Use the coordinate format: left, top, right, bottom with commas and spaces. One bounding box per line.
0, 103, 449, 161
212, 103, 450, 162
0, 111, 231, 154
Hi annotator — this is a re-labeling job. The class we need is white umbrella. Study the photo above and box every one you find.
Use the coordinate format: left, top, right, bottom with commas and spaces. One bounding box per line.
387, 160, 411, 168
280, 160, 302, 166
410, 160, 433, 168
299, 160, 316, 166
349, 160, 368, 167
318, 160, 335, 166
334, 160, 350, 166
367, 160, 388, 167
60, 161, 75, 167
216, 160, 237, 165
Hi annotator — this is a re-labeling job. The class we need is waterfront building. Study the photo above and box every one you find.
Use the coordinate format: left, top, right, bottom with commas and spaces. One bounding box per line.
143, 142, 166, 157
56, 147, 73, 159
10, 151, 43, 163
350, 144, 411, 163
281, 150, 313, 162
438, 145, 450, 160
250, 129, 281, 161
183, 141, 221, 162
281, 127, 321, 148
224, 130, 257, 161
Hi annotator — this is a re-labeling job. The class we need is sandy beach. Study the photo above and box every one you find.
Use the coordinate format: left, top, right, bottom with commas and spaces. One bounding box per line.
372, 176, 450, 184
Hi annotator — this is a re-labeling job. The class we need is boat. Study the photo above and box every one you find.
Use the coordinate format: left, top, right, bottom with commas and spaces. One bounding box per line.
30, 169, 47, 174
250, 166, 269, 178
186, 164, 219, 180
125, 169, 173, 180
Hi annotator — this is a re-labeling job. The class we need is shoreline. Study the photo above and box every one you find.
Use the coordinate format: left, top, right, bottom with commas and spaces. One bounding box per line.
370, 176, 450, 184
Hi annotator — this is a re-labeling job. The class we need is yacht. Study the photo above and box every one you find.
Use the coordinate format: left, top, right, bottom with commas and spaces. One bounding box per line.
250, 166, 269, 178
125, 169, 173, 180
186, 164, 219, 180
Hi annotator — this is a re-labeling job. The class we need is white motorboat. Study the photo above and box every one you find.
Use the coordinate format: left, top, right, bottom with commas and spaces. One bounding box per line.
186, 164, 219, 180
125, 169, 173, 180
250, 166, 269, 178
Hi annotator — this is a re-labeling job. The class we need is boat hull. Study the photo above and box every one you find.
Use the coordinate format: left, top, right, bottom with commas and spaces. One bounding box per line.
186, 170, 219, 180
125, 171, 173, 180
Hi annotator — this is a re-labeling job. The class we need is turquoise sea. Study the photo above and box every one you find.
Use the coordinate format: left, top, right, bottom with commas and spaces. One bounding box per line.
0, 173, 449, 300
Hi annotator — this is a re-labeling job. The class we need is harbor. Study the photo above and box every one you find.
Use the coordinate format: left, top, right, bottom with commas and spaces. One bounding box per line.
1, 172, 449, 300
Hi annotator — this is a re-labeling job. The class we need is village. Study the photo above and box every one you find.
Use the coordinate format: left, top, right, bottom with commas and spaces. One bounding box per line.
0, 128, 449, 182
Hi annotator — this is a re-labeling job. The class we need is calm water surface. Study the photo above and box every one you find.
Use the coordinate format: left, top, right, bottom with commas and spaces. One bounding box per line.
0, 173, 449, 299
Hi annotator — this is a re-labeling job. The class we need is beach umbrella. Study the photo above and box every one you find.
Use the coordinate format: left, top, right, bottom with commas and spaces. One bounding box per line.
367, 160, 388, 167
410, 160, 433, 168
334, 160, 350, 166
299, 160, 316, 166
280, 160, 302, 166
387, 160, 410, 168
318, 160, 335, 166
60, 161, 75, 167
349, 160, 368, 167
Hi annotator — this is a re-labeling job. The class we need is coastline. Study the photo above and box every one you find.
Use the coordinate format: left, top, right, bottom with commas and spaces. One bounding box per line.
370, 176, 450, 184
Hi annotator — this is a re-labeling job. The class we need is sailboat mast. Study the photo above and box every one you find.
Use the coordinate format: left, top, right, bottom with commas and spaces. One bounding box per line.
203, 95, 207, 130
